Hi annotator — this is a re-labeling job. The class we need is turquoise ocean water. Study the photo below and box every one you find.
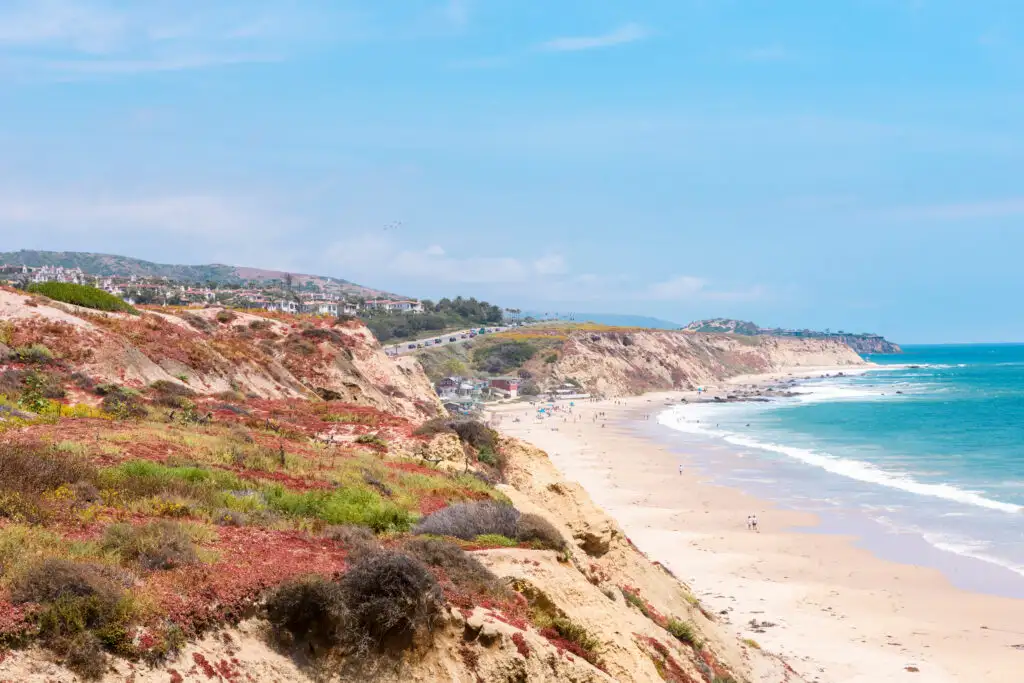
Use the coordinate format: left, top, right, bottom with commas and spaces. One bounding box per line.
656, 344, 1024, 589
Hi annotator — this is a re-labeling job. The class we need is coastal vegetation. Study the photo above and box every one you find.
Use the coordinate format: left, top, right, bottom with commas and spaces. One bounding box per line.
0, 291, 766, 681
361, 296, 504, 343
26, 282, 138, 315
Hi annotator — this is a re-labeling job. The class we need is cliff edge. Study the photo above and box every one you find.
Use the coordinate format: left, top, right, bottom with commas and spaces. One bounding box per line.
538, 330, 864, 397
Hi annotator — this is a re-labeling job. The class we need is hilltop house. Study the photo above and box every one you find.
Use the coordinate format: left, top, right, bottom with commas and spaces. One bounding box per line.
265, 300, 300, 314
29, 265, 86, 285
307, 301, 339, 316
365, 299, 424, 313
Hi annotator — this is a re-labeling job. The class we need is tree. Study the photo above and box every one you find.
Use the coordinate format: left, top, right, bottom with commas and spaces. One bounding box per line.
442, 358, 468, 377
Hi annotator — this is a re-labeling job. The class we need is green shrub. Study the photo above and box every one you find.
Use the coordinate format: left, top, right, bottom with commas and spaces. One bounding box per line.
15, 343, 54, 364
99, 386, 148, 420
27, 282, 138, 314
355, 433, 388, 449
265, 575, 347, 652
100, 460, 245, 503
215, 310, 237, 324
666, 618, 701, 647
64, 631, 108, 680
264, 485, 412, 532
10, 558, 122, 605
402, 537, 505, 596
515, 513, 566, 550
474, 534, 517, 547
519, 381, 540, 396
101, 521, 199, 570
322, 524, 381, 562
414, 501, 519, 540
473, 340, 536, 374
412, 417, 455, 437
0, 442, 97, 494
10, 559, 131, 680
337, 552, 443, 656
148, 380, 197, 409
549, 616, 602, 657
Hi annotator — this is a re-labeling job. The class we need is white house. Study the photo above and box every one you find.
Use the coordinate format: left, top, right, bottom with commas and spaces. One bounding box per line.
307, 301, 338, 316
265, 300, 300, 314
365, 299, 424, 313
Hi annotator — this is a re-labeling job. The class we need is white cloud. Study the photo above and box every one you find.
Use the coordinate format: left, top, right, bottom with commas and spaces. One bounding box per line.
648, 275, 767, 302
324, 236, 568, 285
648, 275, 707, 299
538, 23, 649, 53
0, 190, 289, 240
0, 0, 331, 77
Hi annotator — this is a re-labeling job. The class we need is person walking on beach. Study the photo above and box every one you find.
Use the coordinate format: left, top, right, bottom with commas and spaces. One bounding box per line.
678, 464, 683, 476
749, 514, 759, 532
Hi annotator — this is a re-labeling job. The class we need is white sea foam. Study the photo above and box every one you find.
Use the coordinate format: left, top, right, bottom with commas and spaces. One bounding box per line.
874, 518, 1024, 577
922, 533, 1024, 579
657, 407, 1023, 514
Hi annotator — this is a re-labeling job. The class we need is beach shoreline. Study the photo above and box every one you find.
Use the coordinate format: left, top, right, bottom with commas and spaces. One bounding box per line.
490, 367, 1024, 683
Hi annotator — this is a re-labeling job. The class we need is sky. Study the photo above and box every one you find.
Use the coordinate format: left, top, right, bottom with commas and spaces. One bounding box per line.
2, 0, 1023, 343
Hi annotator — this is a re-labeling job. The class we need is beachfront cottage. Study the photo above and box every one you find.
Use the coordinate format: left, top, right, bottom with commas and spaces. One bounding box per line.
436, 376, 462, 396
488, 377, 520, 398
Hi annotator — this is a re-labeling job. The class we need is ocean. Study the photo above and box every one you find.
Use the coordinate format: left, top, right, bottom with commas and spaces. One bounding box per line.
655, 344, 1024, 596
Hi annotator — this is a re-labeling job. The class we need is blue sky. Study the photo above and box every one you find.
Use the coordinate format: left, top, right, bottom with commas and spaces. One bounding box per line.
2, 1, 1023, 342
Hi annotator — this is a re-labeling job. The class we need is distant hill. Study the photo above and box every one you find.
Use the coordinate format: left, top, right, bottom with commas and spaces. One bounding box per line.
0, 250, 398, 299
684, 318, 902, 354
526, 312, 682, 330
681, 318, 761, 335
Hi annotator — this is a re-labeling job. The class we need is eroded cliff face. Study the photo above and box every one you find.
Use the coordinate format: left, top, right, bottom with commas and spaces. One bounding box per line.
0, 434, 804, 683
546, 330, 864, 396
829, 334, 902, 355
0, 288, 439, 421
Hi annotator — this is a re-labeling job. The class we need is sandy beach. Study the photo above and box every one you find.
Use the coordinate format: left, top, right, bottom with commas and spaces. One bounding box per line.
490, 368, 1024, 683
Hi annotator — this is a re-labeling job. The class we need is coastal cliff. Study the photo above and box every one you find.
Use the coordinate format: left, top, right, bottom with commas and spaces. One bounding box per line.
0, 287, 438, 421
0, 289, 828, 682
683, 319, 902, 355
540, 330, 865, 397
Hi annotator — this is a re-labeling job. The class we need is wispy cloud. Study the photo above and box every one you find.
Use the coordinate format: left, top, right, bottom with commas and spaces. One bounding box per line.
883, 198, 1024, 221
648, 275, 767, 302
0, 0, 332, 77
538, 23, 649, 53
326, 236, 567, 285
0, 190, 291, 241
441, 0, 471, 29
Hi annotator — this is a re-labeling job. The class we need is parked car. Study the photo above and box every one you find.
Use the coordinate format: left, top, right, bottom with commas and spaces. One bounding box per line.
469, 332, 477, 338
449, 336, 457, 342
408, 343, 416, 349
425, 341, 433, 346
434, 337, 442, 343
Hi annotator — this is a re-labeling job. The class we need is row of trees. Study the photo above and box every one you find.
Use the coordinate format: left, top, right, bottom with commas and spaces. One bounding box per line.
361, 296, 507, 343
